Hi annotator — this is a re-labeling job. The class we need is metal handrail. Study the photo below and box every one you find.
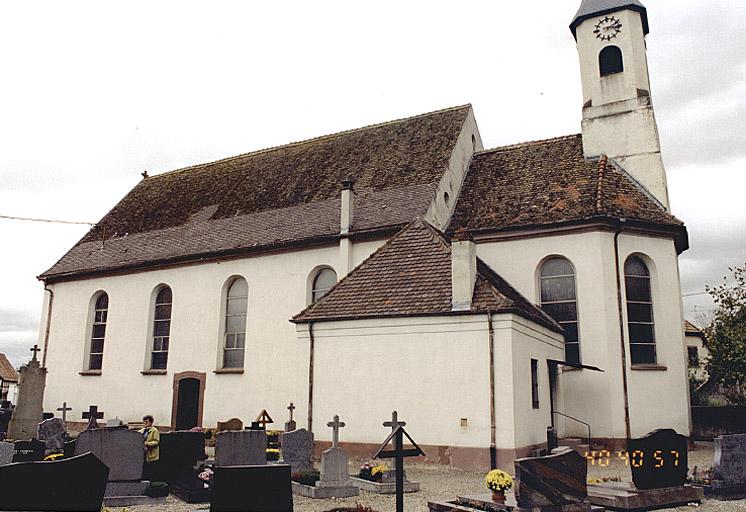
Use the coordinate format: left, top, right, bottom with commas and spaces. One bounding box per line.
553, 411, 591, 449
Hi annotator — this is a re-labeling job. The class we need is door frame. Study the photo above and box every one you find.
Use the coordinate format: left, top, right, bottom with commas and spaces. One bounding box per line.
171, 371, 206, 429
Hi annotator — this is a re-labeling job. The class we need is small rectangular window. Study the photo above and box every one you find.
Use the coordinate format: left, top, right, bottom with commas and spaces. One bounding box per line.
531, 359, 540, 409
687, 346, 699, 368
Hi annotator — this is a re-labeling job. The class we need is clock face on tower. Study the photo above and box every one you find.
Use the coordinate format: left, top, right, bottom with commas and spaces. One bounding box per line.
593, 16, 623, 41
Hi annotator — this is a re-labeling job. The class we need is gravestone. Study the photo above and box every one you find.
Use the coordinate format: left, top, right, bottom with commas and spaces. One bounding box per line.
12, 438, 46, 462
106, 417, 124, 427
281, 428, 314, 473
285, 402, 297, 432
211, 464, 293, 512
216, 429, 267, 466
0, 452, 109, 512
217, 417, 243, 432
7, 346, 47, 441
627, 429, 688, 490
712, 433, 746, 493
316, 415, 357, 497
74, 427, 144, 481
82, 404, 104, 430
0, 440, 14, 465
63, 438, 77, 458
514, 448, 587, 508
38, 417, 67, 453
159, 430, 209, 503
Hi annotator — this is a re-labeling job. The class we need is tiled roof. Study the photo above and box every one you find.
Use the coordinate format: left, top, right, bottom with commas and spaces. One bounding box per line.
292, 220, 562, 333
0, 353, 18, 383
41, 106, 470, 280
685, 320, 705, 337
451, 134, 685, 239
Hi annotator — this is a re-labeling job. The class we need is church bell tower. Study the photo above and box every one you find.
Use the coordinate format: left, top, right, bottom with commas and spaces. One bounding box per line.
570, 0, 670, 210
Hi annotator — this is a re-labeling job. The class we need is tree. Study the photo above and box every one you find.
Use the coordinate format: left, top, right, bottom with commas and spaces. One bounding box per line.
704, 264, 746, 405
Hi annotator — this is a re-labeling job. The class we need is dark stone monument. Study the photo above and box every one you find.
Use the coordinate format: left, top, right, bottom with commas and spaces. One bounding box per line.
159, 430, 209, 503
210, 464, 293, 512
0, 452, 109, 511
514, 448, 587, 508
7, 346, 47, 441
215, 429, 267, 466
82, 404, 104, 430
63, 438, 77, 458
0, 440, 13, 465
280, 428, 314, 473
12, 438, 46, 462
38, 417, 67, 453
627, 428, 688, 490
74, 427, 144, 481
710, 433, 746, 495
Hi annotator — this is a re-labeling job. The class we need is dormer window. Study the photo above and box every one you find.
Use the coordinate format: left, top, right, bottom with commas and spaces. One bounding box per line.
599, 46, 623, 77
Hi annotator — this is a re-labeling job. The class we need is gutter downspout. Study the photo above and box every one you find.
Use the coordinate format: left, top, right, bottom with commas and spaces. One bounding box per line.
307, 322, 315, 433
614, 219, 632, 440
487, 312, 497, 469
42, 283, 54, 368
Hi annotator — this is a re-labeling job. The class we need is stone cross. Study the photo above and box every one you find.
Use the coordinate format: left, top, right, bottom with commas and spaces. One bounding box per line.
82, 405, 104, 430
384, 410, 406, 433
30, 345, 41, 361
56, 402, 72, 422
327, 415, 345, 449
287, 402, 295, 422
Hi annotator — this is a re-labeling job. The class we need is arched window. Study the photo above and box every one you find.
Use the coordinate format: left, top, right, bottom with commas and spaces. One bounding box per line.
539, 258, 581, 364
223, 278, 248, 369
311, 268, 337, 303
89, 293, 108, 370
624, 256, 656, 364
599, 46, 623, 77
151, 286, 172, 370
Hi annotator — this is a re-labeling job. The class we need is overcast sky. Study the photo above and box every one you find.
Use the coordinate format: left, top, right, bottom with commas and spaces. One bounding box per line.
1, 1, 744, 368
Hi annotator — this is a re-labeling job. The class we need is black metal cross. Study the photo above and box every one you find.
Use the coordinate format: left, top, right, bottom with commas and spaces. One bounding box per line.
383, 410, 406, 433
374, 425, 424, 512
57, 402, 72, 422
287, 402, 296, 422
30, 345, 41, 361
82, 405, 104, 430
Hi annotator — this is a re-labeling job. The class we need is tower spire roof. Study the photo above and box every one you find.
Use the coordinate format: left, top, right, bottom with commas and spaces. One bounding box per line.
570, 0, 648, 39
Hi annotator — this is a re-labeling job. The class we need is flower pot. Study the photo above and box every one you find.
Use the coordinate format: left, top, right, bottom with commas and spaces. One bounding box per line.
491, 490, 506, 503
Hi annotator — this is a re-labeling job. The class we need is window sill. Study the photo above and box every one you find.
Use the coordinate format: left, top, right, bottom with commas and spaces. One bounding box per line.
79, 370, 102, 376
141, 370, 167, 375
631, 364, 667, 371
213, 368, 244, 374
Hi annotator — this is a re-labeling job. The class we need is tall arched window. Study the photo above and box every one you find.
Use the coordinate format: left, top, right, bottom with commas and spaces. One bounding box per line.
599, 46, 624, 77
151, 286, 172, 370
624, 256, 656, 364
223, 278, 248, 369
311, 268, 337, 303
539, 258, 581, 364
89, 293, 108, 370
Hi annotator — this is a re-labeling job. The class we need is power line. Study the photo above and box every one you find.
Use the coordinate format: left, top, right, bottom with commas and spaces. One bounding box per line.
0, 214, 94, 226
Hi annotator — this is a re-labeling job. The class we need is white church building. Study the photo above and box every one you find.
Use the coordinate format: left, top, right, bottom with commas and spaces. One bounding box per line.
37, 0, 691, 470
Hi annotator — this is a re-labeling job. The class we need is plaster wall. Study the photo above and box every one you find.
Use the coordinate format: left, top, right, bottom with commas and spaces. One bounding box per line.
40, 237, 386, 428
476, 229, 690, 440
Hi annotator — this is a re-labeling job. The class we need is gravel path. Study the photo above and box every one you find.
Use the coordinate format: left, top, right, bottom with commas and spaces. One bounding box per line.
116, 442, 746, 512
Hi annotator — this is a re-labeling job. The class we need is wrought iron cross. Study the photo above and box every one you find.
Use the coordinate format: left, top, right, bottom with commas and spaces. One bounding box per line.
30, 345, 41, 361
287, 402, 296, 422
327, 414, 345, 448
383, 410, 406, 433
57, 402, 72, 422
82, 405, 104, 430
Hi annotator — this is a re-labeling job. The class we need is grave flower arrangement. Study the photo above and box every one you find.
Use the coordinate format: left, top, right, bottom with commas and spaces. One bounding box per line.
358, 461, 389, 482
266, 448, 281, 461
198, 467, 214, 489
485, 469, 513, 502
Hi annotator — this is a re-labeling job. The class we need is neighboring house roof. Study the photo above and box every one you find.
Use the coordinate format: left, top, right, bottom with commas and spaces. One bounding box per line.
292, 219, 562, 333
569, 0, 649, 39
0, 354, 18, 383
451, 134, 687, 250
685, 320, 707, 343
41, 105, 471, 281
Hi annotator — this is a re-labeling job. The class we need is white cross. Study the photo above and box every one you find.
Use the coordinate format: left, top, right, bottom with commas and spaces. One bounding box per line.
327, 414, 346, 448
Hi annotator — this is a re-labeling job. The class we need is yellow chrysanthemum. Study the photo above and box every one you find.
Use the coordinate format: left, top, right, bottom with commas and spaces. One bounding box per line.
371, 464, 389, 476
485, 469, 513, 492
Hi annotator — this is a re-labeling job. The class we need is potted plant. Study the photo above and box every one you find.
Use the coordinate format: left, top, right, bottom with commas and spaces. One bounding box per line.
484, 469, 513, 503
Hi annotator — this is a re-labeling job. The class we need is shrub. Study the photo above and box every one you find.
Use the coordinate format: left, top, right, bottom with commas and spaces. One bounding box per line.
291, 469, 320, 486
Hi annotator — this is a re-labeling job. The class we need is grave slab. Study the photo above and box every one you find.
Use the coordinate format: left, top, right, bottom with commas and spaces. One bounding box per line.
12, 438, 45, 462
514, 448, 587, 508
627, 429, 688, 490
37, 417, 67, 453
350, 475, 420, 494
708, 433, 746, 496
211, 464, 293, 512
215, 429, 267, 466
587, 481, 703, 511
427, 494, 599, 512
281, 428, 314, 473
74, 427, 144, 481
0, 440, 14, 465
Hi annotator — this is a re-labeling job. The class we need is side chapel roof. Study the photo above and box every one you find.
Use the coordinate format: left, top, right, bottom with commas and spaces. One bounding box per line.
0, 353, 18, 383
292, 219, 562, 333
451, 134, 687, 251
41, 105, 471, 281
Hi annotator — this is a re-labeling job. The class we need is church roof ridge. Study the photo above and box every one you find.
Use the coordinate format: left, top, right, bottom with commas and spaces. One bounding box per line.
147, 104, 472, 180
476, 133, 581, 156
